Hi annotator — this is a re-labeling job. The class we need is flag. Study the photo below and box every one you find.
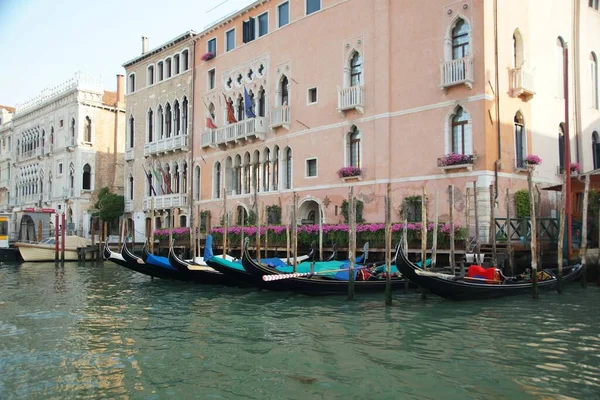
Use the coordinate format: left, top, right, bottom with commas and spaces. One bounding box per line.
244, 87, 256, 119
158, 162, 173, 194
151, 165, 165, 195
206, 117, 218, 129
142, 165, 157, 196
223, 93, 237, 124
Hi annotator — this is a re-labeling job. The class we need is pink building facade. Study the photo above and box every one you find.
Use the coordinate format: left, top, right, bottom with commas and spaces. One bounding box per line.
121, 0, 600, 240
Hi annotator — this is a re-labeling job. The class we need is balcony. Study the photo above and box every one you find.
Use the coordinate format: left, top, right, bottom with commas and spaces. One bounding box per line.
17, 147, 42, 162
42, 144, 53, 156
201, 117, 268, 149
0, 179, 9, 190
144, 134, 189, 157
66, 137, 77, 151
125, 148, 134, 161
337, 86, 364, 113
143, 193, 188, 210
124, 200, 133, 212
440, 56, 474, 92
270, 106, 291, 129
511, 68, 535, 99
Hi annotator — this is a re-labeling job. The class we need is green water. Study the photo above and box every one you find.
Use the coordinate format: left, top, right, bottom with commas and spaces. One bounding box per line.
0, 262, 599, 399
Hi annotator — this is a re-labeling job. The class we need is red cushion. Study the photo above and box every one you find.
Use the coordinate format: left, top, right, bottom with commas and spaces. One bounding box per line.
467, 265, 497, 280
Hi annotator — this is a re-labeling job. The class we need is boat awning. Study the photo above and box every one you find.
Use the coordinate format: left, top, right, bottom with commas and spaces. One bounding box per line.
543, 170, 600, 191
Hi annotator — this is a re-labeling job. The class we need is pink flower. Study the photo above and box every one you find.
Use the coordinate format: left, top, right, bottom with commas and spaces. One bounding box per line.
524, 155, 542, 165
438, 153, 475, 167
337, 166, 362, 178
570, 162, 580, 173
201, 52, 215, 61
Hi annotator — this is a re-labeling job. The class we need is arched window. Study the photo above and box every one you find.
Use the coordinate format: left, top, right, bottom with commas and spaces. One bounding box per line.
236, 95, 245, 121
558, 123, 566, 172
452, 19, 470, 60
182, 50, 189, 71
234, 155, 242, 195
350, 52, 363, 87
147, 65, 154, 85
557, 37, 565, 98
165, 103, 172, 138
347, 126, 361, 168
166, 58, 172, 78
128, 115, 135, 148
591, 52, 599, 110
263, 148, 271, 192
157, 61, 164, 81
272, 146, 280, 190
172, 163, 180, 193
243, 152, 251, 194
513, 30, 524, 69
208, 102, 216, 122
258, 87, 266, 117
158, 105, 164, 139
129, 174, 134, 200
236, 205, 248, 225
84, 116, 92, 142
280, 76, 289, 106
82, 164, 91, 190
70, 118, 76, 139
128, 73, 136, 93
451, 106, 471, 155
252, 150, 261, 192
284, 147, 292, 190
174, 101, 181, 135
181, 161, 187, 194
148, 108, 154, 143
174, 54, 180, 75
514, 112, 526, 168
182, 97, 188, 136
592, 132, 600, 170
179, 215, 187, 228
225, 157, 233, 193
214, 162, 221, 199
194, 165, 201, 201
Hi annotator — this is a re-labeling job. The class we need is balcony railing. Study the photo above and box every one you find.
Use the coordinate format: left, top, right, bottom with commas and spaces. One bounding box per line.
67, 137, 76, 148
124, 200, 133, 212
337, 85, 364, 113
511, 67, 535, 99
144, 134, 189, 156
17, 147, 42, 162
270, 106, 291, 129
143, 193, 188, 210
440, 56, 474, 91
125, 148, 134, 161
202, 117, 268, 148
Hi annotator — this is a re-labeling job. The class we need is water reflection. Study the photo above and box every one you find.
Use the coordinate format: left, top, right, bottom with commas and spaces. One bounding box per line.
0, 261, 598, 399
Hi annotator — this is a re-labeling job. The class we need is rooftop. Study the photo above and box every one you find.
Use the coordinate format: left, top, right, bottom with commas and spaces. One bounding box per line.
122, 30, 197, 68
0, 105, 16, 113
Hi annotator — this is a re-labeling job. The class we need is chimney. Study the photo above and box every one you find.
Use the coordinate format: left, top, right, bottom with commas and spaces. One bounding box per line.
116, 74, 124, 104
142, 36, 149, 54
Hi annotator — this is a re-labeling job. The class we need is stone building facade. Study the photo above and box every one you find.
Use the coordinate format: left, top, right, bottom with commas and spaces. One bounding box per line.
122, 32, 196, 242
185, 0, 600, 242
0, 72, 125, 239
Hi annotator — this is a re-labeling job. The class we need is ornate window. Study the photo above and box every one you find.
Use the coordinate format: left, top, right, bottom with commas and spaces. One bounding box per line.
82, 164, 91, 190
347, 126, 361, 168
514, 112, 526, 168
452, 19, 470, 59
450, 107, 471, 155
350, 52, 362, 87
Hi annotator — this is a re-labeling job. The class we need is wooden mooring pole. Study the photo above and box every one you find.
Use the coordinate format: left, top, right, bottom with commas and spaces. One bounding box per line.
557, 172, 567, 293
319, 206, 324, 262
385, 183, 392, 306
431, 191, 439, 270
527, 167, 539, 299
421, 187, 427, 299
506, 188, 514, 275
255, 191, 261, 264
581, 174, 590, 288
347, 187, 356, 300
241, 207, 245, 255
223, 189, 228, 258
150, 198, 155, 254
403, 217, 409, 292
464, 187, 470, 277
292, 192, 298, 272
490, 184, 497, 266
449, 185, 455, 276
473, 182, 481, 264
61, 213, 66, 264
55, 213, 59, 264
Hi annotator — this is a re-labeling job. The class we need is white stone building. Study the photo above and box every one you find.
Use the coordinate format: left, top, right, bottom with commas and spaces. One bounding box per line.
0, 72, 126, 239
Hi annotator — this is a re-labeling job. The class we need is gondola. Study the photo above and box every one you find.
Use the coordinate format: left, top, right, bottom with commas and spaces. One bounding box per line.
240, 241, 406, 296
396, 243, 583, 301
118, 242, 187, 280
103, 243, 129, 268
167, 245, 246, 286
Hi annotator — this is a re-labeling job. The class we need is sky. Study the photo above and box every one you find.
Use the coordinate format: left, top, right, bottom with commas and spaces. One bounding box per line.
0, 0, 255, 107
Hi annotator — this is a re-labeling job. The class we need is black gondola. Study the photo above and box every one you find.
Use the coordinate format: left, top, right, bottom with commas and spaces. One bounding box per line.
103, 243, 129, 268
396, 244, 583, 301
167, 245, 246, 286
119, 242, 188, 280
240, 242, 406, 296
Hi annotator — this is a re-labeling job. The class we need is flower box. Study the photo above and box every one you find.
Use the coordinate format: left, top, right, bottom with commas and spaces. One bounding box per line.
337, 166, 362, 179
341, 175, 363, 183
437, 153, 477, 172
201, 52, 215, 61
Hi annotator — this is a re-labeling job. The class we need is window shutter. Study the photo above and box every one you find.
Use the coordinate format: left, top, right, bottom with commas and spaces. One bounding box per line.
464, 122, 473, 155
248, 17, 255, 41
242, 21, 249, 43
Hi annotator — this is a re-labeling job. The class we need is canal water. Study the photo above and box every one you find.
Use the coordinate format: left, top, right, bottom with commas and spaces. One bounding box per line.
0, 262, 599, 399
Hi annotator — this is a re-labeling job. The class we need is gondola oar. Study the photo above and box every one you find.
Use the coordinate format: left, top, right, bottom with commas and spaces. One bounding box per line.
262, 265, 370, 281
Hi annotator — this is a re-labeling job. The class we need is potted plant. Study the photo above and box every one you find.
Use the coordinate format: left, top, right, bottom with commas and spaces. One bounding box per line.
437, 153, 476, 167
524, 154, 542, 167
337, 166, 363, 182
570, 162, 580, 175
201, 52, 215, 61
